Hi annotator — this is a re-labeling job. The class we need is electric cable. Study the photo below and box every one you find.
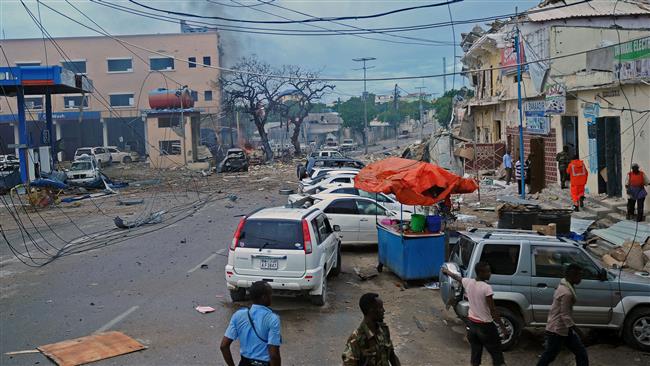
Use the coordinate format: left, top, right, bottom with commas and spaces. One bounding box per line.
128, 0, 463, 25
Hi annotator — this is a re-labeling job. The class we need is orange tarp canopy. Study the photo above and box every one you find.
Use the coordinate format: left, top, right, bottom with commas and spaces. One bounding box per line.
354, 157, 478, 206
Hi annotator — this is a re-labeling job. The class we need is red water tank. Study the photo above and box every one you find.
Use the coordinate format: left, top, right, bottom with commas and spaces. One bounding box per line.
148, 88, 194, 109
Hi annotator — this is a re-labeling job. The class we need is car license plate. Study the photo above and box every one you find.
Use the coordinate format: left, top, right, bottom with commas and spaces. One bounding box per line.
260, 259, 278, 270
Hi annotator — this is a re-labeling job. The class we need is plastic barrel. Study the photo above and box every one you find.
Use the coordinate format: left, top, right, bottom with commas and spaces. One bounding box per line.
410, 214, 426, 232
426, 215, 442, 232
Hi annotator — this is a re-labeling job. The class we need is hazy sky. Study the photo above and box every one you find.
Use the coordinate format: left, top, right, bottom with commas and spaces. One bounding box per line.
0, 0, 539, 101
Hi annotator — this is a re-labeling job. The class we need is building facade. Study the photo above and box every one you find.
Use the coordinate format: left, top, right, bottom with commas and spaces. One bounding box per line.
461, 0, 650, 195
0, 30, 220, 161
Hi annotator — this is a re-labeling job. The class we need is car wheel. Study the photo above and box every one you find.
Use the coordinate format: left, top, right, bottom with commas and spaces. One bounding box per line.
496, 306, 523, 350
123, 156, 132, 164
310, 275, 327, 306
229, 288, 246, 302
623, 306, 650, 351
330, 245, 341, 277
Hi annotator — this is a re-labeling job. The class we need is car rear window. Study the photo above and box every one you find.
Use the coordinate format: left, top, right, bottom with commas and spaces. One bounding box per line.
239, 219, 304, 250
76, 148, 91, 155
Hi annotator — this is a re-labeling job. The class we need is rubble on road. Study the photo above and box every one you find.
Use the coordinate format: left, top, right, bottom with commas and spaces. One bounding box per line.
37, 331, 146, 366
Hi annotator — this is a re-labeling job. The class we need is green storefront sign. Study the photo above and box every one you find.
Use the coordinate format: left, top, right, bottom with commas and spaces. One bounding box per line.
614, 36, 650, 61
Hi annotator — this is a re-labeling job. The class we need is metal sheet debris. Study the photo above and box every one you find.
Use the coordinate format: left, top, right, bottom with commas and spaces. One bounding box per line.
195, 306, 215, 314
37, 331, 146, 366
592, 221, 650, 247
570, 218, 595, 235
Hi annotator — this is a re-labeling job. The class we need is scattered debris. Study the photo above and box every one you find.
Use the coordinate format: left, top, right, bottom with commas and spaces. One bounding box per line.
4, 349, 40, 356
200, 264, 209, 269
227, 194, 238, 202
413, 316, 427, 332
592, 221, 650, 247
37, 331, 146, 366
117, 199, 144, 206
114, 211, 164, 229
424, 282, 440, 290
532, 223, 557, 236
353, 267, 378, 281
195, 306, 215, 314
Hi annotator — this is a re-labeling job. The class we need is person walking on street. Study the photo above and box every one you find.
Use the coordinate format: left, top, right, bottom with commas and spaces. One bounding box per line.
342, 293, 401, 366
503, 150, 513, 185
221, 281, 282, 366
556, 146, 571, 189
443, 262, 507, 366
537, 264, 589, 366
567, 156, 588, 212
625, 163, 649, 222
515, 157, 530, 195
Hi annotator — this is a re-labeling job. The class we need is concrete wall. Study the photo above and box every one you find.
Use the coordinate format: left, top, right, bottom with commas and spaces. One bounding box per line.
146, 113, 199, 169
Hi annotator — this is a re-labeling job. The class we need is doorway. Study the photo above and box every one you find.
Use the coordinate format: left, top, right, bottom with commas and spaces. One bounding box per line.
596, 117, 622, 196
529, 137, 546, 194
561, 116, 579, 159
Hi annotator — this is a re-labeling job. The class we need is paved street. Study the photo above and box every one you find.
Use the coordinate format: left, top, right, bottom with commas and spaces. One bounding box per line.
2, 168, 648, 366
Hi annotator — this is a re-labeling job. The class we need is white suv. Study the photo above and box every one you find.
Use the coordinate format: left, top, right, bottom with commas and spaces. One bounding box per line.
225, 207, 341, 306
74, 147, 112, 167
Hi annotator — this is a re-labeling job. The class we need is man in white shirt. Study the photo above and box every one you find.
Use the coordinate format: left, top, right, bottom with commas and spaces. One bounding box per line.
443, 262, 507, 366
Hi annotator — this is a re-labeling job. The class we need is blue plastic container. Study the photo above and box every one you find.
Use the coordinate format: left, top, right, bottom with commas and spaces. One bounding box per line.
377, 225, 446, 280
426, 215, 442, 232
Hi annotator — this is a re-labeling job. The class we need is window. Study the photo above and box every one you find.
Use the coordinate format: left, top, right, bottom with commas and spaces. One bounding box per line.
94, 147, 106, 154
239, 219, 304, 250
204, 90, 213, 101
188, 57, 197, 68
203, 56, 211, 66
324, 199, 357, 214
332, 187, 357, 195
157, 116, 182, 128
359, 190, 391, 203
25, 96, 43, 110
109, 93, 134, 107
332, 177, 352, 183
479, 244, 520, 275
16, 61, 41, 67
64, 95, 89, 109
190, 90, 198, 101
107, 147, 119, 153
532, 246, 600, 280
61, 60, 86, 74
451, 237, 475, 270
355, 200, 387, 216
159, 140, 181, 155
150, 57, 174, 71
107, 58, 133, 72
312, 214, 333, 245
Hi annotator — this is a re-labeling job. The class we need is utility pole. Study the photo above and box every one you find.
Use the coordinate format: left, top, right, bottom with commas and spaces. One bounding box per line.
415, 86, 426, 140
353, 57, 376, 154
442, 57, 447, 94
514, 23, 526, 199
394, 84, 399, 142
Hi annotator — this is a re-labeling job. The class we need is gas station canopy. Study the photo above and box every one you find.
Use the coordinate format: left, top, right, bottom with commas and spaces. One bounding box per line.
0, 65, 93, 96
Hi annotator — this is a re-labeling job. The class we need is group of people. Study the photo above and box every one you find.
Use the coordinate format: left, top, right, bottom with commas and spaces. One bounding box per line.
503, 146, 648, 221
220, 266, 589, 366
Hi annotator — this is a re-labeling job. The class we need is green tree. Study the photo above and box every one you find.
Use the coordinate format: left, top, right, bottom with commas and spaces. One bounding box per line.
433, 89, 473, 128
338, 94, 377, 138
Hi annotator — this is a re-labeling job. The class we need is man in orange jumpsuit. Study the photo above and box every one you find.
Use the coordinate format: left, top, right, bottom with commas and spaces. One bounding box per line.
567, 156, 588, 212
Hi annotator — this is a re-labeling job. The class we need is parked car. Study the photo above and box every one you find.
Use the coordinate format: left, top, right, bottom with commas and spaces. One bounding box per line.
291, 183, 419, 214
301, 157, 365, 179
106, 146, 138, 163
398, 130, 410, 139
217, 148, 249, 173
225, 207, 341, 306
340, 139, 358, 151
74, 147, 112, 167
304, 194, 410, 245
0, 154, 19, 170
439, 228, 650, 351
300, 168, 360, 186
66, 157, 101, 186
309, 150, 345, 159
300, 173, 358, 194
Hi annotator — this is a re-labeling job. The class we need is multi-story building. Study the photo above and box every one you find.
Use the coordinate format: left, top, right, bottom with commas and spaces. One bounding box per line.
0, 28, 220, 161
461, 0, 650, 196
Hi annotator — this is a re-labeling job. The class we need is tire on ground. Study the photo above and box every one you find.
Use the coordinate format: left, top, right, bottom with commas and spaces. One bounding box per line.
496, 305, 524, 351
623, 306, 650, 351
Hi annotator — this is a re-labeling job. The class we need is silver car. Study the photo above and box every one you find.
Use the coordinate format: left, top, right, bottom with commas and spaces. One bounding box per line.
439, 228, 650, 351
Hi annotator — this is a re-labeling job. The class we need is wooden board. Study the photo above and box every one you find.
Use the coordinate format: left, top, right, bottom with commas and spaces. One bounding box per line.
38, 331, 145, 366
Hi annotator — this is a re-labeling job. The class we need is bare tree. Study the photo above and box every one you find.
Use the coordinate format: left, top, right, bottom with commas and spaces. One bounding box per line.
220, 56, 288, 161
283, 67, 335, 155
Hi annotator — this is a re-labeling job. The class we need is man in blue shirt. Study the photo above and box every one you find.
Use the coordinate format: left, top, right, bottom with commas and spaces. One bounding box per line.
220, 281, 282, 366
503, 150, 513, 185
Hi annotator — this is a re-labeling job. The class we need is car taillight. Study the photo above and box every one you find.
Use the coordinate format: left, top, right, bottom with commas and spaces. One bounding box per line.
230, 217, 246, 250
302, 219, 312, 254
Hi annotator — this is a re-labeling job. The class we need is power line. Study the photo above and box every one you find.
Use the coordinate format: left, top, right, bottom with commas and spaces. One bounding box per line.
128, 0, 463, 25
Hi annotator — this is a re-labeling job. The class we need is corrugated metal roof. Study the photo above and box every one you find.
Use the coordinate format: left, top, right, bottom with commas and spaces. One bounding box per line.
591, 220, 650, 246
528, 0, 650, 22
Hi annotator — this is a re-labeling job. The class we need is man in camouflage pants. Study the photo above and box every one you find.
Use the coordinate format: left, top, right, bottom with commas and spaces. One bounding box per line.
342, 293, 401, 366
